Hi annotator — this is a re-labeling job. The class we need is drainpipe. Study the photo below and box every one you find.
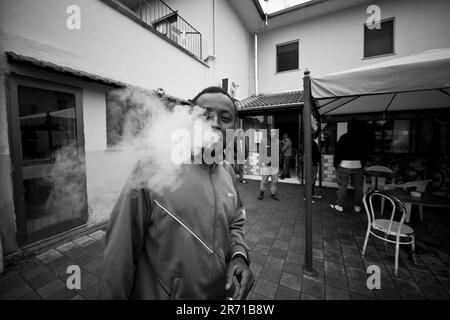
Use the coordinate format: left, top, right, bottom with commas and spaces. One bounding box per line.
212, 0, 216, 56
254, 33, 258, 95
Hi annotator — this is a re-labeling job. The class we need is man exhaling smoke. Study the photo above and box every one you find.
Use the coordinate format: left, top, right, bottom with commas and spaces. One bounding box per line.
97, 87, 254, 300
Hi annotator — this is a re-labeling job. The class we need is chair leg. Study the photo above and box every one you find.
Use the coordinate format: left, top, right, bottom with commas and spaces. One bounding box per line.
405, 203, 412, 223
361, 228, 370, 258
419, 205, 424, 221
394, 238, 400, 277
384, 233, 388, 250
381, 197, 385, 216
411, 236, 417, 265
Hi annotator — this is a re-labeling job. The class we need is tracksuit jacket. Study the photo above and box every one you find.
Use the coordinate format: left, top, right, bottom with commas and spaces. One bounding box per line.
97, 162, 249, 299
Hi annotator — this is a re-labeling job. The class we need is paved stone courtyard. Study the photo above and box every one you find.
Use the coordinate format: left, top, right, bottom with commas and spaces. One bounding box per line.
1, 180, 450, 300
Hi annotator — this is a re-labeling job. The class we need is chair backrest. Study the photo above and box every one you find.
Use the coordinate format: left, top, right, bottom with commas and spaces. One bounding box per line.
366, 165, 393, 174
363, 175, 386, 192
365, 166, 394, 190
364, 173, 393, 192
363, 191, 408, 234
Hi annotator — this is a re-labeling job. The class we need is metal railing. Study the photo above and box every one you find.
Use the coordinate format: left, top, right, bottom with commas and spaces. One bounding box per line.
136, 0, 202, 59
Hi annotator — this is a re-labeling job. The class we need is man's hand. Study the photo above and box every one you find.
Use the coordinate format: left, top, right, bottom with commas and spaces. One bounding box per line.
225, 257, 254, 300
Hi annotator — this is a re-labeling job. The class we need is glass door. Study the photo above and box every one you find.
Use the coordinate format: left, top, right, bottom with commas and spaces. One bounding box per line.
8, 76, 88, 245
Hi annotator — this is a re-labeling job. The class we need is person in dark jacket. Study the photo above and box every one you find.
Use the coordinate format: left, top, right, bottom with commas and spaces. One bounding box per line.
279, 133, 293, 179
97, 87, 254, 300
330, 120, 368, 213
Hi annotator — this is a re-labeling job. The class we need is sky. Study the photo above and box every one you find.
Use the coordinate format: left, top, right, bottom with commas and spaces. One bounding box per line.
258, 0, 313, 14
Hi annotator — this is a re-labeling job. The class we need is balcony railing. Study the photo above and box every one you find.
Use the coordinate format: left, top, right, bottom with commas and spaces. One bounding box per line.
118, 0, 203, 60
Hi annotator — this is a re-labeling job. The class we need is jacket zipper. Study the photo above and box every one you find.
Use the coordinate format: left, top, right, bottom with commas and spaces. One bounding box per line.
209, 165, 218, 295
154, 199, 213, 254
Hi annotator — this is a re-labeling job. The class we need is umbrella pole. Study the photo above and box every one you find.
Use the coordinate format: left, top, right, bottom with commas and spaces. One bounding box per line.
303, 70, 317, 277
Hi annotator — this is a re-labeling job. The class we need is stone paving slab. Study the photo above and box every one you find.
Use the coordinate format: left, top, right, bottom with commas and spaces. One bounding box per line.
1, 181, 450, 300
0, 231, 105, 300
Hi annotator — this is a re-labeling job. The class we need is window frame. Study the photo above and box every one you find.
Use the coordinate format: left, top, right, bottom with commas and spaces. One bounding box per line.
371, 119, 415, 155
363, 17, 396, 60
275, 40, 300, 73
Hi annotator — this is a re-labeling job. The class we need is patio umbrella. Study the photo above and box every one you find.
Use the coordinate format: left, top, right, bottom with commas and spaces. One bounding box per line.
311, 48, 450, 116
301, 48, 450, 275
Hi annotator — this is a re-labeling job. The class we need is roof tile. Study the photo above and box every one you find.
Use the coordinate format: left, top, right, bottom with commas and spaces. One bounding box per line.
237, 90, 303, 110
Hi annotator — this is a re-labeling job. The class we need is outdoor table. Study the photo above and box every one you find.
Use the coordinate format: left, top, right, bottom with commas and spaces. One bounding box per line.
381, 189, 450, 223
364, 170, 396, 190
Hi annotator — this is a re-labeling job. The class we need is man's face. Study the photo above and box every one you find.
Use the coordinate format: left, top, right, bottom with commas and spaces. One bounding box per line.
195, 92, 236, 147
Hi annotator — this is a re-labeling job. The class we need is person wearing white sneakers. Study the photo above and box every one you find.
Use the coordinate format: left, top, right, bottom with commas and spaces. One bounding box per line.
330, 120, 368, 213
258, 129, 280, 201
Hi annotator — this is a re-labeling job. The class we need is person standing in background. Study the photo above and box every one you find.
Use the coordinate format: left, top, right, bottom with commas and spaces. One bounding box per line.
233, 130, 248, 184
330, 120, 368, 213
258, 129, 280, 201
279, 137, 285, 173
303, 138, 322, 201
312, 138, 322, 199
279, 133, 292, 179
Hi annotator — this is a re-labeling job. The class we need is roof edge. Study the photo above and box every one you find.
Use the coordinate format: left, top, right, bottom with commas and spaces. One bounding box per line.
268, 0, 330, 18
237, 102, 304, 113
6, 51, 126, 88
252, 0, 266, 19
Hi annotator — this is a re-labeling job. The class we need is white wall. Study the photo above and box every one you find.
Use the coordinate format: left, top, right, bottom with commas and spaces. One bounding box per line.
85, 150, 137, 224
162, 0, 254, 99
83, 87, 107, 152
81, 86, 136, 225
214, 0, 254, 99
0, 0, 210, 100
257, 0, 450, 93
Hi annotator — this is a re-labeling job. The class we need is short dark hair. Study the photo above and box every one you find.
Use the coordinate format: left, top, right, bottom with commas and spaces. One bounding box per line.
191, 86, 237, 115
347, 119, 359, 134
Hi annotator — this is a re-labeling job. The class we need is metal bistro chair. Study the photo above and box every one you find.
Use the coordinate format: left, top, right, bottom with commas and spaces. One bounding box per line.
361, 191, 416, 277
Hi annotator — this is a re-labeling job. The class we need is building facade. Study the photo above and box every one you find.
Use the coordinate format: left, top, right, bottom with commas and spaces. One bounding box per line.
235, 0, 450, 187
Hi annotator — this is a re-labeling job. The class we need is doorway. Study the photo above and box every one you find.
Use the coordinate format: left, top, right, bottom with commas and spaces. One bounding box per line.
8, 76, 88, 246
272, 111, 300, 181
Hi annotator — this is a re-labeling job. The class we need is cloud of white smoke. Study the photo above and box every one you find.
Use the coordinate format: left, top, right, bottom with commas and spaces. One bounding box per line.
110, 88, 222, 194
